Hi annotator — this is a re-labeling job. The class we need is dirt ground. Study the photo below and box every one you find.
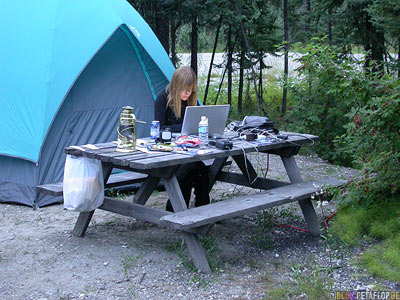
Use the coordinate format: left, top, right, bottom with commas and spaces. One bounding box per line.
1, 154, 395, 300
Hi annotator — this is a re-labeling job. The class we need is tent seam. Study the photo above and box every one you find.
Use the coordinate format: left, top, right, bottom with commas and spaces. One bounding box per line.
120, 25, 157, 100
36, 26, 122, 164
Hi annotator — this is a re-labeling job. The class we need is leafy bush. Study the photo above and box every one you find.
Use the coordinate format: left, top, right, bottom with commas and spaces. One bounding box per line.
337, 77, 400, 205
286, 38, 374, 165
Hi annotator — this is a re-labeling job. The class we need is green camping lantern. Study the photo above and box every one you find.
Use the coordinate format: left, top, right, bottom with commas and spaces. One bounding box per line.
116, 106, 145, 152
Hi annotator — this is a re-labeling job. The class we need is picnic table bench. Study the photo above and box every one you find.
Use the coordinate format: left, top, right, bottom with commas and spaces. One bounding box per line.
38, 133, 345, 273
36, 171, 149, 196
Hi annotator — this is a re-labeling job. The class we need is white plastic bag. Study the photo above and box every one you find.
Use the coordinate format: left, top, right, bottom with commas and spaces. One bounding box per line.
63, 155, 104, 212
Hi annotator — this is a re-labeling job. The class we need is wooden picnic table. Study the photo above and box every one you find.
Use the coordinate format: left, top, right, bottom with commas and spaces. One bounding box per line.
64, 132, 343, 273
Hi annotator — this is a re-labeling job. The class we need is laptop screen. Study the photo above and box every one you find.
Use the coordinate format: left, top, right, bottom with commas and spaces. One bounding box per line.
180, 105, 230, 136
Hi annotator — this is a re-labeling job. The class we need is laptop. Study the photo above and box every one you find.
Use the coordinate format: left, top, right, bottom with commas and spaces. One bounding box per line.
179, 105, 230, 137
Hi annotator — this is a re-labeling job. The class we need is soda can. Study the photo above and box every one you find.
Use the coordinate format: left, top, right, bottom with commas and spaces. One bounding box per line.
150, 121, 160, 139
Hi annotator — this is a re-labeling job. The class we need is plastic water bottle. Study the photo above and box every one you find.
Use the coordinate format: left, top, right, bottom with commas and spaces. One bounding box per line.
198, 116, 209, 147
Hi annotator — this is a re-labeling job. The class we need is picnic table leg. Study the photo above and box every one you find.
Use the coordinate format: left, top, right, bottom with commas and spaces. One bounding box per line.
72, 163, 113, 237
72, 211, 95, 237
132, 176, 161, 205
232, 154, 258, 185
281, 156, 321, 236
208, 157, 229, 192
164, 175, 211, 274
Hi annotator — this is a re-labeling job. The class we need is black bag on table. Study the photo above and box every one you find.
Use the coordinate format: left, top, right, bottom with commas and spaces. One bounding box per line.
240, 116, 274, 130
227, 116, 277, 133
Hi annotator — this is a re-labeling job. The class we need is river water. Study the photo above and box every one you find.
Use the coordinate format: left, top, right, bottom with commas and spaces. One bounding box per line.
179, 53, 302, 78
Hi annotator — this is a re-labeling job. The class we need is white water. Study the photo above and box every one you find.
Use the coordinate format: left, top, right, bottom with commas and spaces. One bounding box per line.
178, 53, 302, 78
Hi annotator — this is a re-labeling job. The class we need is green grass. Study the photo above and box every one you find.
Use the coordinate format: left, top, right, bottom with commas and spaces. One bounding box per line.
263, 263, 333, 300
189, 272, 211, 288
296, 270, 333, 300
360, 233, 400, 282
121, 254, 138, 277
265, 284, 296, 300
329, 199, 400, 282
250, 211, 274, 250
329, 208, 367, 245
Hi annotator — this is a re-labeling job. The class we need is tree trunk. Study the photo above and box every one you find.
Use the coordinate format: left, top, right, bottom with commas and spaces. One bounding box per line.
170, 20, 180, 67
370, 27, 385, 74
204, 16, 222, 105
155, 6, 169, 55
281, 0, 289, 116
302, 0, 311, 38
191, 14, 198, 77
234, 0, 261, 113
238, 49, 245, 114
398, 38, 400, 79
364, 12, 384, 74
258, 57, 263, 103
227, 25, 233, 106
328, 8, 332, 44
214, 66, 228, 105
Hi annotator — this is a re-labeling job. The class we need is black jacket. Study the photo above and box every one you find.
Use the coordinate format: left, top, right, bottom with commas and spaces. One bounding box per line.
154, 89, 188, 132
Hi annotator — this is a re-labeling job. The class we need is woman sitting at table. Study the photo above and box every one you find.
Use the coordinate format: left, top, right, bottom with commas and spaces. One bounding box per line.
154, 66, 210, 212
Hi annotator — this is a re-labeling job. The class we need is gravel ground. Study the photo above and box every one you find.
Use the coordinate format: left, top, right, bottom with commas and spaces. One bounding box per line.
1, 153, 398, 300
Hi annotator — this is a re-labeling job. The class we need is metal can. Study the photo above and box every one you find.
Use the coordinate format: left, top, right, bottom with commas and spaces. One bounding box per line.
150, 120, 160, 139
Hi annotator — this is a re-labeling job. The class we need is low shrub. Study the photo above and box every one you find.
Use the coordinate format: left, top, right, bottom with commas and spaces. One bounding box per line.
286, 37, 382, 166
337, 77, 400, 205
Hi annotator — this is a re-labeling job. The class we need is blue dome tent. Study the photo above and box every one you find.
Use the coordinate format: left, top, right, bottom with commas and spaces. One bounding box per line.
0, 0, 175, 207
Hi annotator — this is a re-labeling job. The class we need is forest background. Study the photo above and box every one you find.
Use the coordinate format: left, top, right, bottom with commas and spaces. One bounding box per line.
127, 0, 400, 282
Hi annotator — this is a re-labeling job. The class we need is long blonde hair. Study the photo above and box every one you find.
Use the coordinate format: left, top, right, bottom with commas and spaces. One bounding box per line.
166, 66, 198, 119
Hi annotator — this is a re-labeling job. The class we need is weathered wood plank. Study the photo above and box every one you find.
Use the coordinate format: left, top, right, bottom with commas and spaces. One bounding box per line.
36, 183, 64, 196
281, 156, 303, 183
106, 172, 148, 188
90, 142, 116, 149
95, 150, 146, 163
208, 157, 229, 192
113, 152, 173, 167
37, 171, 148, 196
64, 133, 318, 171
99, 197, 209, 236
128, 154, 198, 169
132, 176, 161, 205
281, 156, 321, 237
216, 171, 290, 190
164, 175, 189, 211
182, 232, 211, 273
100, 197, 168, 224
72, 211, 95, 237
160, 178, 345, 230
264, 146, 301, 157
164, 175, 212, 273
232, 154, 258, 184
65, 143, 115, 158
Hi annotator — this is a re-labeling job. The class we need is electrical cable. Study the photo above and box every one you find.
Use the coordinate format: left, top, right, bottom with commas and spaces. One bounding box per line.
268, 217, 310, 232
322, 209, 340, 229
231, 143, 259, 186
225, 124, 324, 232
264, 153, 270, 178
228, 125, 316, 148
